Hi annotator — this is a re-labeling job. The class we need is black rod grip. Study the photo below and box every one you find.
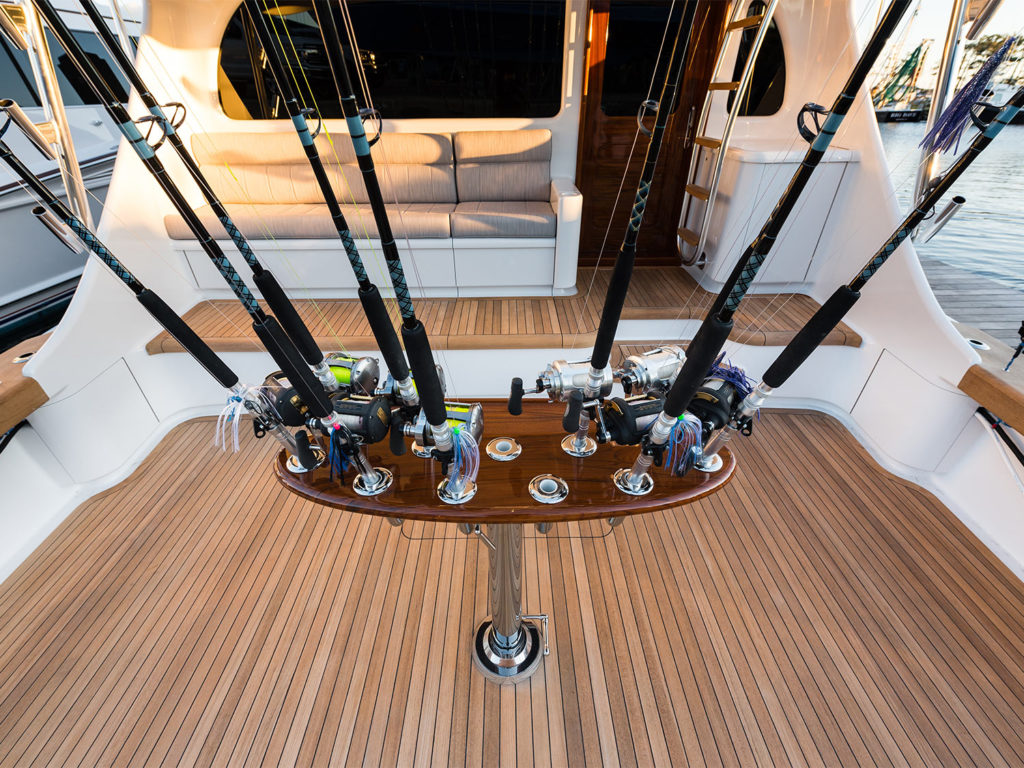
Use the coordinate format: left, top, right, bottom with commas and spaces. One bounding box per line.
663, 316, 734, 418
590, 249, 635, 371
508, 378, 524, 416
401, 321, 446, 426
359, 285, 410, 382
253, 316, 332, 419
389, 411, 407, 456
562, 390, 584, 433
295, 430, 317, 470
763, 286, 861, 389
253, 270, 322, 366
136, 289, 238, 389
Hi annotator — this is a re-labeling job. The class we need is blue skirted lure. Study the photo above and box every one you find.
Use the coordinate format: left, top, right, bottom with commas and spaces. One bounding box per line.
920, 36, 1015, 155
442, 426, 480, 495
665, 414, 703, 476
327, 427, 350, 481
708, 352, 755, 400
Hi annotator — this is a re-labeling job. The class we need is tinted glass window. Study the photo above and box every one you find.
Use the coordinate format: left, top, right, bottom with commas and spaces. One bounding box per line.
601, 0, 686, 117
0, 31, 131, 109
728, 1, 785, 116
219, 1, 565, 120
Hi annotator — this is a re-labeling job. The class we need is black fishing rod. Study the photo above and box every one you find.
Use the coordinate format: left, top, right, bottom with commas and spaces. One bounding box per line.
721, 85, 1024, 433
27, 0, 338, 428
73, 0, 338, 392
241, 0, 419, 411
308, 0, 456, 467
0, 134, 321, 467
505, 0, 698, 458
615, 0, 912, 494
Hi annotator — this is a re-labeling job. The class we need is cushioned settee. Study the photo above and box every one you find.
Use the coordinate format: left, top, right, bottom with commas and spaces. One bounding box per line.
164, 129, 581, 297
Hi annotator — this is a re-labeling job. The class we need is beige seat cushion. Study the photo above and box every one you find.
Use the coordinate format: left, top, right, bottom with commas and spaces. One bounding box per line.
190, 132, 457, 205
454, 130, 551, 202
450, 202, 556, 238
165, 202, 453, 240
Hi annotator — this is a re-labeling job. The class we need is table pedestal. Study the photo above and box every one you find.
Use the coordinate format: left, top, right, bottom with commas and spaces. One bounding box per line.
472, 523, 543, 682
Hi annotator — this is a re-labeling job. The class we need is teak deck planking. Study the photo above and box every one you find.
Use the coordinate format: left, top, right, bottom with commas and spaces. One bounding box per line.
146, 266, 862, 355
1, 409, 1024, 766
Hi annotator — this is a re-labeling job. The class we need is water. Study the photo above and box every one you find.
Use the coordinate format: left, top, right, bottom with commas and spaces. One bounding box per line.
876, 121, 1024, 290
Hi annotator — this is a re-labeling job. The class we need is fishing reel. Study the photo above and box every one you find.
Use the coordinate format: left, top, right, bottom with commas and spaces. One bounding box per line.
324, 352, 379, 395
616, 345, 685, 396
599, 394, 666, 446
390, 400, 484, 459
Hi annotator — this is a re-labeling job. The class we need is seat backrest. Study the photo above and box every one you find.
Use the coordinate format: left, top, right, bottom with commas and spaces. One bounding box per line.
453, 130, 551, 202
189, 131, 456, 205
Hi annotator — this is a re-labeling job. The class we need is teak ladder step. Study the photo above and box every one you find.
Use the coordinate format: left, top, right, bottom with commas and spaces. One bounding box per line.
685, 184, 711, 201
708, 81, 740, 91
726, 13, 765, 31
694, 136, 722, 149
677, 227, 700, 246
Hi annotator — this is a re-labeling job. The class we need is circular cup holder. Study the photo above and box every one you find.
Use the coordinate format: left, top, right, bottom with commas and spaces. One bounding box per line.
529, 474, 568, 504
966, 338, 990, 351
486, 437, 521, 461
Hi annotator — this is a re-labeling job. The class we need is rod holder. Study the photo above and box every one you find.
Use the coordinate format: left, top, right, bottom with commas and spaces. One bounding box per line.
0, 100, 57, 160
31, 206, 81, 254
0, 5, 28, 50
918, 196, 965, 244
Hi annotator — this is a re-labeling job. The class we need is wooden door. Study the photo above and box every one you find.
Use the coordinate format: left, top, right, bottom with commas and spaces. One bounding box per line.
575, 0, 727, 266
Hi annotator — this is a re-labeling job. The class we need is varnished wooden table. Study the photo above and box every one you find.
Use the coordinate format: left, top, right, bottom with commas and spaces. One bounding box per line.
276, 399, 735, 682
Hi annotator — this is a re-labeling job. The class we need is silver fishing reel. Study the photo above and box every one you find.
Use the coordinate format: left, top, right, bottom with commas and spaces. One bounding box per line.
392, 400, 484, 457
616, 345, 685, 395
536, 358, 613, 401
376, 364, 446, 401
325, 352, 379, 395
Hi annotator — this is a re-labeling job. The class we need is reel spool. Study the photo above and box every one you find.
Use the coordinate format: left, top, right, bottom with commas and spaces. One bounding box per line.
617, 345, 685, 395
687, 376, 742, 437
331, 394, 392, 444
537, 359, 613, 401
601, 394, 666, 446
325, 353, 379, 395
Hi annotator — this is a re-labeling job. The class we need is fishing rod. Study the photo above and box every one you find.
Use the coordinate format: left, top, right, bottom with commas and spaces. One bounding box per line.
706, 84, 1024, 457
0, 132, 316, 470
252, 0, 475, 502
309, 0, 471, 495
72, 0, 339, 394
614, 0, 913, 495
26, 0, 342, 441
506, 0, 698, 459
2, 131, 400, 491
240, 0, 416, 410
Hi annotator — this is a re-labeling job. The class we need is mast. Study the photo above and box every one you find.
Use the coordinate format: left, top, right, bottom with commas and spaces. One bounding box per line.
616, 0, 913, 495
74, 0, 340, 393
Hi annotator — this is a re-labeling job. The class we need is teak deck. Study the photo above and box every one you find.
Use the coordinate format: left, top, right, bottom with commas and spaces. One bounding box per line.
146, 267, 862, 354
2, 410, 1024, 766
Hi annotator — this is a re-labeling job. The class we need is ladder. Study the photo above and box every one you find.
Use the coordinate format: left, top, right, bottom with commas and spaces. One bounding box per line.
678, 0, 779, 267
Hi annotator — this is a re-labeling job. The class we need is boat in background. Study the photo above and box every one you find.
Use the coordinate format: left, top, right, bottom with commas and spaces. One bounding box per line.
0, 0, 140, 350
873, 39, 930, 122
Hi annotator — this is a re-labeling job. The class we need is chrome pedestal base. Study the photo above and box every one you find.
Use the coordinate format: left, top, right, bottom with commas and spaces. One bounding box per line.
437, 478, 477, 504
410, 440, 432, 458
612, 467, 654, 496
353, 467, 394, 496
286, 446, 326, 474
695, 452, 724, 473
561, 433, 597, 457
472, 619, 543, 683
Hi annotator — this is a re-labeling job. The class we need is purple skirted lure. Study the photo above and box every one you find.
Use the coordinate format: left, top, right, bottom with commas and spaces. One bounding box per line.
708, 352, 755, 399
920, 36, 1015, 155
665, 414, 703, 476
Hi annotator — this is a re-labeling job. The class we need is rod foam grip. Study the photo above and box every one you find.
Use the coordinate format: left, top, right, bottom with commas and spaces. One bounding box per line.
254, 270, 322, 366
663, 315, 733, 418
253, 316, 332, 418
508, 378, 524, 416
401, 321, 446, 426
359, 285, 410, 382
763, 286, 861, 388
389, 411, 407, 456
590, 251, 635, 371
136, 289, 238, 389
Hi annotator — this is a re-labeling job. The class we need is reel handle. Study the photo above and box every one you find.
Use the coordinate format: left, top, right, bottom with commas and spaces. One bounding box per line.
508, 377, 524, 415
389, 411, 407, 456
295, 430, 318, 470
562, 390, 584, 433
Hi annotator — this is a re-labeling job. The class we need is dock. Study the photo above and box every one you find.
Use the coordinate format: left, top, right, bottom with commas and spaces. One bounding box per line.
921, 258, 1024, 348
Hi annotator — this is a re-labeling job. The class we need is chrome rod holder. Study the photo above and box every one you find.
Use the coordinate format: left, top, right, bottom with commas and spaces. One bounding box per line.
918, 196, 965, 244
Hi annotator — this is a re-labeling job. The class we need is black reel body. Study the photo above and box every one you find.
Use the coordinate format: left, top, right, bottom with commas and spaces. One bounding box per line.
687, 376, 741, 438
601, 394, 665, 446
